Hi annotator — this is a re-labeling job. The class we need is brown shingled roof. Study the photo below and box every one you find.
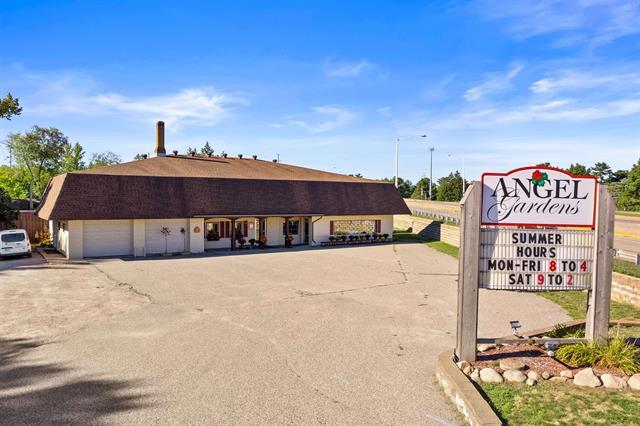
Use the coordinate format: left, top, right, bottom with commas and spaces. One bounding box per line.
37, 156, 409, 220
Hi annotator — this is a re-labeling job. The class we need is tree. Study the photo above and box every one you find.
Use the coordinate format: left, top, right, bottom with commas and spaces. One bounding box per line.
566, 163, 589, 176
589, 162, 613, 183
436, 171, 466, 202
186, 147, 197, 156
0, 186, 19, 227
617, 159, 640, 211
0, 165, 30, 199
610, 169, 628, 183
200, 141, 214, 156
133, 153, 148, 160
5, 126, 68, 196
382, 177, 414, 198
88, 151, 122, 168
0, 93, 22, 120
60, 142, 86, 172
410, 177, 436, 200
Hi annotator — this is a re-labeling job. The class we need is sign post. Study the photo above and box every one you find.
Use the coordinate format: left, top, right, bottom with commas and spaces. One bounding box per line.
455, 166, 613, 362
586, 184, 616, 344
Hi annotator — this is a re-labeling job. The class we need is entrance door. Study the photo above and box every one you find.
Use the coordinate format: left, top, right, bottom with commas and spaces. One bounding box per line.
303, 218, 310, 244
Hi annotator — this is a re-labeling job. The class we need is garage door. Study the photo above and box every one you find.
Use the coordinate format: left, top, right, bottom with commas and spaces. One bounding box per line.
145, 219, 188, 254
83, 220, 133, 257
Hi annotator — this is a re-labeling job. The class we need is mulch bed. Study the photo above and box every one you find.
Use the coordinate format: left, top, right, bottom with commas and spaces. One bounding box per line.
470, 343, 623, 376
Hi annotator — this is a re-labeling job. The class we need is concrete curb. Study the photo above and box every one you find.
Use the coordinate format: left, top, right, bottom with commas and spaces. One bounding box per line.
435, 350, 502, 426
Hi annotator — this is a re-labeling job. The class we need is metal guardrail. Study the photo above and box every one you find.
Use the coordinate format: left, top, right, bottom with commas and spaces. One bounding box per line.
615, 249, 640, 265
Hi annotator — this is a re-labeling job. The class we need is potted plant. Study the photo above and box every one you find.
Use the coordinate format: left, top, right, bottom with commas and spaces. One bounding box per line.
238, 237, 246, 249
340, 235, 347, 242
383, 233, 389, 241
328, 235, 335, 243
285, 234, 294, 248
258, 234, 268, 248
206, 230, 220, 241
364, 233, 371, 241
248, 238, 257, 248
348, 235, 355, 242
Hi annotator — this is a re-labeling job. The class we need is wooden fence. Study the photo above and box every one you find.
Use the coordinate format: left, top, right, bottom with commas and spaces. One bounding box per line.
0, 211, 49, 242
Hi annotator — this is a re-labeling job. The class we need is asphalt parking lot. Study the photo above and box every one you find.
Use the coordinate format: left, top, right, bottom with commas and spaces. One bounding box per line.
0, 243, 570, 425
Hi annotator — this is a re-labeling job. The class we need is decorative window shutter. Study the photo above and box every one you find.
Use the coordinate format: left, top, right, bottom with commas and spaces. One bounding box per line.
329, 220, 334, 235
243, 221, 248, 237
375, 220, 381, 233
225, 221, 230, 238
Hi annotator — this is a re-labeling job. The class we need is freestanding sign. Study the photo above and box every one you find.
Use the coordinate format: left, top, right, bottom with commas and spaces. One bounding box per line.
481, 166, 597, 227
455, 166, 615, 362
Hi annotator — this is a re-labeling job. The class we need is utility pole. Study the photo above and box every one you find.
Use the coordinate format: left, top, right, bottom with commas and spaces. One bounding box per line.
394, 138, 399, 188
429, 146, 435, 200
277, 154, 280, 163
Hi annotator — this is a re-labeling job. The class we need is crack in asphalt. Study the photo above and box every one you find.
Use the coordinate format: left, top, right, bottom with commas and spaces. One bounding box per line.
91, 263, 153, 302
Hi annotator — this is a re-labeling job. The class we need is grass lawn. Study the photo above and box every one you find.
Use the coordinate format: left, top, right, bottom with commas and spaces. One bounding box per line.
616, 210, 640, 217
613, 259, 640, 279
538, 291, 640, 321
393, 230, 459, 258
480, 381, 640, 426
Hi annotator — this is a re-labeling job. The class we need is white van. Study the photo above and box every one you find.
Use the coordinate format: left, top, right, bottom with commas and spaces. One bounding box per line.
0, 229, 32, 258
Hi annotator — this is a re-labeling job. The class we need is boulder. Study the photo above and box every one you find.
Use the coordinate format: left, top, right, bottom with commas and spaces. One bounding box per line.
500, 359, 525, 371
527, 371, 541, 381
456, 361, 470, 371
549, 376, 569, 383
560, 370, 574, 379
503, 370, 527, 383
601, 374, 627, 389
573, 368, 602, 388
526, 377, 537, 386
463, 365, 472, 375
470, 369, 481, 383
477, 343, 496, 352
541, 371, 551, 380
480, 368, 504, 383
628, 374, 640, 391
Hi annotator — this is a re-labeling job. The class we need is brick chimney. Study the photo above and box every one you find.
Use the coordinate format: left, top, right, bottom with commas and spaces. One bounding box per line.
155, 121, 166, 157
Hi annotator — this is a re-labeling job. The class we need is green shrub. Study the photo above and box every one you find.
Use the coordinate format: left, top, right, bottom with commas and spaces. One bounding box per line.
555, 338, 640, 375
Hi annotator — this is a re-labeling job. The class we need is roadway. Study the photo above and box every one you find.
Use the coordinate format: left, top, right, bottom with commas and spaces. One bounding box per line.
615, 214, 640, 253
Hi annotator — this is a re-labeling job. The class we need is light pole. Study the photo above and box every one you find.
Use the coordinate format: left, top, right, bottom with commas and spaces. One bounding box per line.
395, 138, 399, 188
429, 146, 435, 200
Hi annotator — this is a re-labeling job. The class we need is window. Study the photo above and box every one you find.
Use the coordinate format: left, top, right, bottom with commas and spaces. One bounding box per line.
283, 220, 299, 235
206, 222, 220, 241
2, 233, 26, 243
332, 220, 375, 234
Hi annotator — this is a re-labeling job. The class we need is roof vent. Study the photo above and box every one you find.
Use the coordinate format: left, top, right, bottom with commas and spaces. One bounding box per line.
272, 159, 277, 163
238, 154, 243, 159
207, 152, 212, 158
172, 150, 178, 156
222, 153, 228, 158
142, 154, 148, 159
252, 155, 258, 160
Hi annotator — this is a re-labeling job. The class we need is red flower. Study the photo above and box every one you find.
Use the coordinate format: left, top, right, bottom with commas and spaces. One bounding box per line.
532, 170, 543, 181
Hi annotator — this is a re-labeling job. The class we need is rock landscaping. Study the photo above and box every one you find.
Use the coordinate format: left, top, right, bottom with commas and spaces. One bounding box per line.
456, 343, 640, 392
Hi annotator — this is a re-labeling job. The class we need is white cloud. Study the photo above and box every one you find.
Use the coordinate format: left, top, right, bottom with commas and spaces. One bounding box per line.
324, 58, 373, 78
6, 68, 247, 129
464, 63, 523, 101
284, 105, 357, 133
474, 0, 640, 47
531, 70, 640, 94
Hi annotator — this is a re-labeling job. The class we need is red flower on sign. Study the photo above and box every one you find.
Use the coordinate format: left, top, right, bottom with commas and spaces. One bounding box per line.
532, 170, 543, 181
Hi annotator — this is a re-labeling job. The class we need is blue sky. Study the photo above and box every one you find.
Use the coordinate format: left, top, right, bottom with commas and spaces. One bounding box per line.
1, 0, 639, 182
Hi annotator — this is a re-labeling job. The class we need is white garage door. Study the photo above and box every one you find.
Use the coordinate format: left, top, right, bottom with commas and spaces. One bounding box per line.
83, 220, 133, 257
145, 219, 188, 254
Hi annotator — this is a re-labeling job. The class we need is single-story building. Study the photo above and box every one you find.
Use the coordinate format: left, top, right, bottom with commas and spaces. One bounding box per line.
36, 122, 410, 259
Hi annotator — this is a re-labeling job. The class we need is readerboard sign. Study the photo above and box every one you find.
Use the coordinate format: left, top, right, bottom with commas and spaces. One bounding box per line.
481, 166, 598, 228
479, 228, 594, 291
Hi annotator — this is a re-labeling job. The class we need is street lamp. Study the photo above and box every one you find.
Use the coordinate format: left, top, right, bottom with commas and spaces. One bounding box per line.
394, 134, 427, 189
429, 146, 435, 200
